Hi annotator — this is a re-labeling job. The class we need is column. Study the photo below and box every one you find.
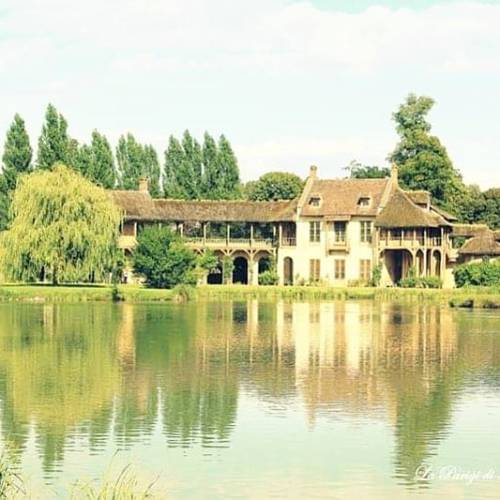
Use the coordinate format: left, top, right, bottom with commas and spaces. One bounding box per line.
226, 223, 230, 246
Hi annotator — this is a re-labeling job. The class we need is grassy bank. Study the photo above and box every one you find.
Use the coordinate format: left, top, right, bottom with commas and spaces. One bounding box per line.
0, 283, 498, 308
197, 285, 500, 308
0, 284, 175, 303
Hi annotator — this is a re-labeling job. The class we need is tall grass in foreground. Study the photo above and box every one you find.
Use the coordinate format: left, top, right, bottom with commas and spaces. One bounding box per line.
70, 464, 158, 500
0, 453, 24, 498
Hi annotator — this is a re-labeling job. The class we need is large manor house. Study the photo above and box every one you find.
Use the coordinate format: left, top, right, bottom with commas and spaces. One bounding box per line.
113, 166, 500, 288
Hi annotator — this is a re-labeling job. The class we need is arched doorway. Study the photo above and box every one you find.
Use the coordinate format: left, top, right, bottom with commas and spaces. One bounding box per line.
284, 257, 294, 285
383, 249, 413, 285
433, 250, 441, 277
233, 256, 248, 284
258, 256, 272, 274
207, 259, 223, 285
415, 250, 424, 277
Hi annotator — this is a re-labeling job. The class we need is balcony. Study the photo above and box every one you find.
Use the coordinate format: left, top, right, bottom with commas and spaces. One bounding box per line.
185, 237, 274, 250
281, 236, 297, 247
327, 239, 349, 252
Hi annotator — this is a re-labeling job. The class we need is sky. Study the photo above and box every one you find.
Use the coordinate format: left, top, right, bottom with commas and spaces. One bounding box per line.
1, 0, 499, 188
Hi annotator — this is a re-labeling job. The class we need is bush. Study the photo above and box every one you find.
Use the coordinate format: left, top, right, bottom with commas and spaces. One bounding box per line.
370, 264, 382, 287
132, 226, 196, 288
258, 270, 279, 285
454, 260, 500, 287
399, 274, 442, 288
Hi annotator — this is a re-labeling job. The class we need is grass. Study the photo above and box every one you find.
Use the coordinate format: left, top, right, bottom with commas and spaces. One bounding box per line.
0, 283, 498, 308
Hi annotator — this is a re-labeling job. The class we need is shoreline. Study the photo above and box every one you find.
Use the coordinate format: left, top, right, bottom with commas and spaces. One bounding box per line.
0, 284, 498, 308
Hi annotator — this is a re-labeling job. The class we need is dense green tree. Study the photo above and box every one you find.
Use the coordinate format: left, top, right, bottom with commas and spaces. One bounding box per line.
217, 135, 241, 199
2, 114, 33, 191
389, 94, 463, 210
132, 226, 196, 288
36, 104, 70, 170
0, 164, 122, 284
245, 172, 303, 201
181, 130, 202, 197
164, 136, 188, 198
0, 177, 10, 231
143, 145, 161, 197
202, 132, 220, 198
116, 133, 145, 191
89, 131, 116, 189
74, 143, 92, 176
346, 160, 390, 179
457, 185, 500, 229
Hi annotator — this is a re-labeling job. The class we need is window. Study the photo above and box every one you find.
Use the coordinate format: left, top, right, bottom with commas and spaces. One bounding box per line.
309, 196, 321, 207
360, 259, 371, 281
334, 221, 347, 243
334, 259, 346, 280
360, 221, 373, 243
309, 259, 321, 282
309, 221, 321, 243
358, 196, 371, 207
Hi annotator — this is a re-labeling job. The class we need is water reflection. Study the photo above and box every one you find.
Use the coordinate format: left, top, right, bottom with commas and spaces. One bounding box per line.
0, 301, 499, 492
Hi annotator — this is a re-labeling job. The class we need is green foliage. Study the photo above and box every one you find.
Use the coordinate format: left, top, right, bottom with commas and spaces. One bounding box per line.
88, 131, 116, 189
0, 453, 24, 498
132, 226, 196, 288
36, 104, 71, 170
456, 185, 500, 229
0, 177, 10, 231
202, 132, 219, 197
164, 135, 197, 199
390, 94, 463, 210
216, 135, 241, 199
399, 270, 442, 288
2, 114, 32, 191
346, 160, 389, 179
143, 145, 161, 197
245, 172, 303, 201
116, 135, 160, 196
185, 250, 219, 284
454, 260, 500, 287
258, 270, 279, 285
370, 263, 382, 287
222, 256, 234, 284
0, 165, 122, 284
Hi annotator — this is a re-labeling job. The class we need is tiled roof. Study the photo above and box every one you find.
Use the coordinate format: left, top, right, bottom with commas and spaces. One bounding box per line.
300, 178, 391, 217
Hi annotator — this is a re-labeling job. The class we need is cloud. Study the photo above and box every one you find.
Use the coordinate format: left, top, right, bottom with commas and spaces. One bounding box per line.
0, 1, 499, 188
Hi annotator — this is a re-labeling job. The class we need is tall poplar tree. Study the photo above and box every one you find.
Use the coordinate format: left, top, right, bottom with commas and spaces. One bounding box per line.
2, 114, 33, 191
201, 132, 220, 199
143, 145, 161, 197
163, 136, 188, 198
36, 104, 70, 170
217, 135, 241, 199
181, 130, 202, 198
116, 133, 144, 190
89, 131, 116, 189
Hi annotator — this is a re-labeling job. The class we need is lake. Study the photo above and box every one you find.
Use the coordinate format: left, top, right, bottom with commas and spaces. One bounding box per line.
0, 300, 499, 499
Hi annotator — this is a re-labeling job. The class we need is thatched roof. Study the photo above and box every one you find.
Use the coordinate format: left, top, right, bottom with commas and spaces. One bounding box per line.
430, 205, 458, 222
406, 190, 430, 206
375, 189, 449, 228
451, 223, 489, 237
111, 190, 297, 223
459, 230, 500, 256
301, 178, 391, 217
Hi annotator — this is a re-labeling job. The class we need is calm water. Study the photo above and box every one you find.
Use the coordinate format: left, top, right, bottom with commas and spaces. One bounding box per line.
0, 301, 500, 498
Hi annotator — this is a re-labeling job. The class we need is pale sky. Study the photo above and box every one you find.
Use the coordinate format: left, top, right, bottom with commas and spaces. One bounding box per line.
1, 0, 499, 188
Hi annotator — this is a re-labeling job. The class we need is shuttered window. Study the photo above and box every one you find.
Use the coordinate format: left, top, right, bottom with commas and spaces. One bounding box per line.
360, 259, 371, 281
309, 259, 321, 281
334, 259, 346, 280
309, 221, 321, 243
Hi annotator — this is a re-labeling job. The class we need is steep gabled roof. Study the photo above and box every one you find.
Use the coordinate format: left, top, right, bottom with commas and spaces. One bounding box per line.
300, 178, 391, 217
406, 190, 430, 206
430, 205, 458, 222
459, 230, 500, 256
375, 189, 449, 228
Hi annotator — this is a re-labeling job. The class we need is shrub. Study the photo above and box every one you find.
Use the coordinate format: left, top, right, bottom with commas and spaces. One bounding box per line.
258, 270, 279, 285
370, 264, 382, 287
132, 226, 196, 288
399, 274, 442, 288
454, 260, 500, 287
222, 256, 234, 284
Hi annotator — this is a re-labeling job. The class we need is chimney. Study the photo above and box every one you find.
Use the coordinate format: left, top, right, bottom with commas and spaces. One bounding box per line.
309, 165, 318, 178
391, 163, 398, 187
138, 177, 149, 193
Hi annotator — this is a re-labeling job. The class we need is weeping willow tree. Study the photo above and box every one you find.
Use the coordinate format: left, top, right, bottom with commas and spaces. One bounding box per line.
0, 164, 122, 284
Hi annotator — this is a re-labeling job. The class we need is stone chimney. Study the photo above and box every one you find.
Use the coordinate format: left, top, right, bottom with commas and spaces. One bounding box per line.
309, 165, 318, 178
138, 177, 149, 193
391, 163, 398, 187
